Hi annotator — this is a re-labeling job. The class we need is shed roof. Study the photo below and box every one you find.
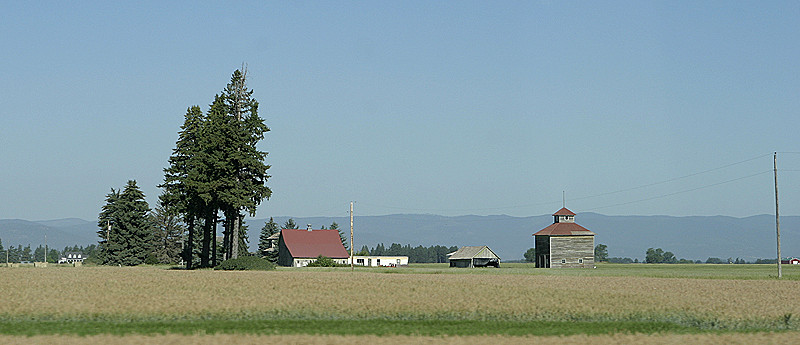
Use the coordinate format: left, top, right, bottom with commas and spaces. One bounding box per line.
553, 207, 576, 216
280, 229, 349, 259
447, 246, 500, 260
533, 222, 596, 236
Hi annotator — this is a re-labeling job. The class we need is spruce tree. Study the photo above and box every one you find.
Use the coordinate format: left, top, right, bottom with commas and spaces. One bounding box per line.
259, 217, 279, 263
218, 69, 271, 260
97, 180, 153, 266
149, 198, 186, 264
330, 222, 349, 252
161, 106, 206, 269
283, 219, 298, 229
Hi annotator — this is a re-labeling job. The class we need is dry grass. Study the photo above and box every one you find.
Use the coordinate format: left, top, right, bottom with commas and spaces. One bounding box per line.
2, 333, 800, 345
2, 266, 799, 324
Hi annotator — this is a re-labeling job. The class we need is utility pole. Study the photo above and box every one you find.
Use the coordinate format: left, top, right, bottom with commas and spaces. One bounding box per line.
350, 201, 354, 271
44, 234, 47, 263
774, 152, 782, 278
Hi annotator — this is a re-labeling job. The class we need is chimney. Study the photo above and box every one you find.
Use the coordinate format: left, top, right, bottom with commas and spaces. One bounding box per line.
307, 224, 312, 231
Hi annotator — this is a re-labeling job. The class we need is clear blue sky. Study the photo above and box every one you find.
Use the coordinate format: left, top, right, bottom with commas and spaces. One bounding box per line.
1, 1, 798, 221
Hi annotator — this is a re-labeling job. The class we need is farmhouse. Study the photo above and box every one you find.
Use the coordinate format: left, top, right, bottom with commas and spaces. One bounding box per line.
58, 252, 87, 264
351, 256, 409, 267
447, 246, 500, 268
533, 208, 595, 268
781, 258, 800, 265
277, 227, 349, 267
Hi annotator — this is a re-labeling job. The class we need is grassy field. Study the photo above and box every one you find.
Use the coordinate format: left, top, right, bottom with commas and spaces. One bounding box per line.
1, 263, 799, 343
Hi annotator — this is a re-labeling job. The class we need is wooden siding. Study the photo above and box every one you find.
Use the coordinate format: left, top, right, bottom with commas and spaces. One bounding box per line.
549, 235, 594, 268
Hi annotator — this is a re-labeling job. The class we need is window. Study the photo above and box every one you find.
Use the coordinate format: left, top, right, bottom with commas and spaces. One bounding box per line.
579, 259, 583, 263
376, 259, 381, 266
561, 259, 566, 264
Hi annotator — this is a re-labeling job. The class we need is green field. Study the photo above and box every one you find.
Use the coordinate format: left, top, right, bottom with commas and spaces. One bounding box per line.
2, 263, 799, 343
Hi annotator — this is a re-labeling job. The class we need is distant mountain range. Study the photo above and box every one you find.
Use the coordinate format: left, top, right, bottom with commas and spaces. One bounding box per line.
0, 218, 97, 251
2, 214, 797, 261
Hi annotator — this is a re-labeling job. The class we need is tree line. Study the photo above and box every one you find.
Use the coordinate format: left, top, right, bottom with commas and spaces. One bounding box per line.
0, 238, 98, 263
95, 69, 272, 268
523, 244, 782, 265
353, 243, 459, 263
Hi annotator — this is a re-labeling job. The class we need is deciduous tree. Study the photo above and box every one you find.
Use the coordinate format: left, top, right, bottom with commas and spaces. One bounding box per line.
594, 244, 608, 262
524, 248, 536, 263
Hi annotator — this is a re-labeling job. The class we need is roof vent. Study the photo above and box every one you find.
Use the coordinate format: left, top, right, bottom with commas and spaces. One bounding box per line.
307, 224, 312, 231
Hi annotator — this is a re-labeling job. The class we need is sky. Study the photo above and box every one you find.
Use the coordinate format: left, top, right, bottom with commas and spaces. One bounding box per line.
1, 1, 799, 221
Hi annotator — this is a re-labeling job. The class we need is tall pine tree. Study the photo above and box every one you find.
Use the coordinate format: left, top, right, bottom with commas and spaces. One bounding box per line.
218, 68, 272, 260
161, 69, 272, 267
161, 106, 206, 269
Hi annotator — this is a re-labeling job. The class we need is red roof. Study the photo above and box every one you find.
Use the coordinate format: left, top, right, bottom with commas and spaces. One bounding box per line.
533, 222, 595, 236
280, 229, 349, 259
553, 207, 576, 216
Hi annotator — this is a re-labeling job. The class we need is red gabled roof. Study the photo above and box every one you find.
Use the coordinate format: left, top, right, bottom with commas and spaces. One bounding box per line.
533, 222, 595, 236
281, 229, 349, 259
553, 207, 576, 216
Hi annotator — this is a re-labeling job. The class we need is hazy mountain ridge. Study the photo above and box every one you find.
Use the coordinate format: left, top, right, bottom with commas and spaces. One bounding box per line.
1, 214, 797, 261
0, 218, 97, 251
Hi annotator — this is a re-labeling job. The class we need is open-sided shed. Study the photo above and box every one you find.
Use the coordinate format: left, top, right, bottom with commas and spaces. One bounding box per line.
447, 246, 500, 268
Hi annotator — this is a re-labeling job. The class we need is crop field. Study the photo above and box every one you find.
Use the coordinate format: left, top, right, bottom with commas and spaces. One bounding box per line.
2, 263, 800, 344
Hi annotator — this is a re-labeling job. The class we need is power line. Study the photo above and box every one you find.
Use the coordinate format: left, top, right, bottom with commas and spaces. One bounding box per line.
584, 170, 772, 212
361, 153, 775, 214
569, 153, 772, 203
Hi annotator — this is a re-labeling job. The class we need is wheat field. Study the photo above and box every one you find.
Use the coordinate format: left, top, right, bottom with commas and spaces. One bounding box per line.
2, 266, 799, 322
2, 264, 800, 343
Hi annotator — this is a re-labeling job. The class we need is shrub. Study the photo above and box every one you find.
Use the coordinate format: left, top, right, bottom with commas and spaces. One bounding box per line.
306, 255, 346, 267
215, 256, 276, 271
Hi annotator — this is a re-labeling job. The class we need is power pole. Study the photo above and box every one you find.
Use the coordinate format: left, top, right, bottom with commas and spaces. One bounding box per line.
350, 201, 354, 271
774, 152, 782, 278
44, 234, 47, 263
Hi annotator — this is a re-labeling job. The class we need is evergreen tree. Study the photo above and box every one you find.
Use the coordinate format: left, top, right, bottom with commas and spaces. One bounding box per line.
34, 245, 46, 262
47, 249, 59, 263
149, 198, 186, 264
259, 217, 279, 262
97, 180, 153, 266
161, 105, 206, 269
330, 222, 349, 251
217, 69, 272, 260
8, 245, 21, 263
21, 245, 32, 262
283, 219, 298, 229
238, 222, 250, 257
160, 69, 272, 266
